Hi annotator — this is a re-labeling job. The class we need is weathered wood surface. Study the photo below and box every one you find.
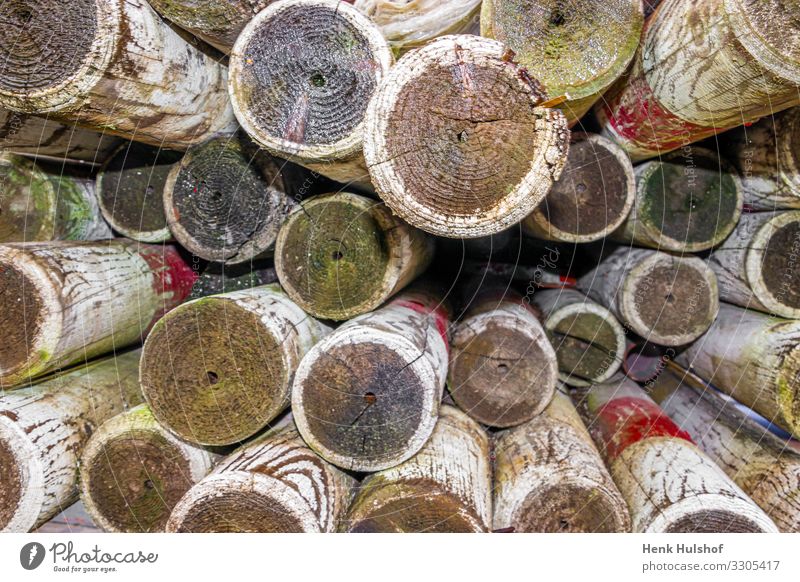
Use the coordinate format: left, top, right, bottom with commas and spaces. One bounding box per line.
164, 134, 296, 264
675, 303, 800, 438
0, 351, 142, 532
448, 288, 557, 427
722, 108, 800, 210
612, 146, 743, 252
481, 0, 643, 124
597, 0, 800, 159
652, 365, 800, 532
79, 404, 216, 533
167, 420, 355, 533
0, 240, 196, 388
364, 35, 569, 238
708, 210, 800, 319
97, 142, 182, 243
576, 376, 778, 532
578, 247, 719, 346
275, 192, 433, 321
140, 283, 331, 446
229, 0, 392, 187
353, 0, 482, 55
0, 154, 112, 243
533, 288, 625, 387
0, 0, 237, 149
343, 405, 491, 532
292, 287, 450, 471
523, 133, 635, 243
187, 261, 277, 300
493, 390, 630, 532
0, 109, 121, 164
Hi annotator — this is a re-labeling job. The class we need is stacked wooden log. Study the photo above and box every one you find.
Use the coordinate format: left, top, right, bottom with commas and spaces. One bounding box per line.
0, 0, 798, 536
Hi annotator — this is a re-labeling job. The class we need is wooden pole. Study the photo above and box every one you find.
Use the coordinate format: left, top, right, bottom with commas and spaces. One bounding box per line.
0, 240, 196, 388
97, 142, 183, 243
163, 135, 297, 264
0, 154, 112, 243
578, 247, 719, 346
576, 376, 778, 532
597, 0, 800, 160
652, 365, 800, 532
708, 210, 800, 319
675, 303, 800, 438
187, 261, 277, 300
481, 0, 643, 125
612, 146, 743, 252
343, 405, 491, 532
522, 133, 635, 243
275, 192, 434, 321
532, 288, 626, 387
493, 390, 630, 532
722, 108, 800, 210
166, 419, 355, 533
140, 283, 331, 446
146, 1, 272, 53
448, 288, 558, 428
228, 0, 393, 187
0, 350, 142, 533
292, 287, 450, 471
0, 109, 121, 164
352, 0, 482, 55
79, 404, 217, 533
0, 0, 236, 149
364, 35, 570, 238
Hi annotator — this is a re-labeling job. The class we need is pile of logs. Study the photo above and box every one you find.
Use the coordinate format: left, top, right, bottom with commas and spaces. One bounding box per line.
1, 0, 799, 534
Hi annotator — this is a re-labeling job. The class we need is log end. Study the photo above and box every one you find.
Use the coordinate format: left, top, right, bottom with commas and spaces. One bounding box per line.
655, 496, 779, 533
740, 458, 800, 533
747, 211, 800, 319
0, 414, 41, 532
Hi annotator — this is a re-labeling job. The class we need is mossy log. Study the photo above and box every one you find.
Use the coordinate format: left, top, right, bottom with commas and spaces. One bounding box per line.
448, 288, 558, 428
0, 240, 196, 387
364, 35, 569, 238
140, 284, 331, 446
292, 287, 450, 471
0, 0, 237, 149
523, 133, 635, 243
493, 390, 630, 532
675, 303, 800, 438
576, 376, 778, 532
167, 419, 355, 533
612, 146, 743, 252
578, 247, 719, 346
652, 365, 800, 532
79, 404, 217, 533
228, 0, 392, 187
0, 351, 142, 532
597, 0, 800, 159
343, 405, 491, 532
0, 154, 112, 243
275, 192, 434, 321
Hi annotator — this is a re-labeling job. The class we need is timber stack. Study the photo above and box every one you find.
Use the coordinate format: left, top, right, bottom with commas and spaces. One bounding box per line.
0, 0, 798, 536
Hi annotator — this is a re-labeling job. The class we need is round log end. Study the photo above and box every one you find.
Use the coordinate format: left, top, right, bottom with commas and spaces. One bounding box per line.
747, 211, 800, 319
545, 301, 626, 387
140, 297, 290, 446
97, 143, 181, 243
275, 193, 402, 321
163, 136, 291, 264
654, 494, 779, 533
741, 459, 800, 533
448, 310, 558, 428
292, 328, 440, 472
777, 340, 800, 437
524, 133, 635, 243
621, 253, 719, 346
228, 0, 392, 164
364, 34, 569, 238
0, 414, 41, 532
0, 0, 116, 113
166, 472, 321, 533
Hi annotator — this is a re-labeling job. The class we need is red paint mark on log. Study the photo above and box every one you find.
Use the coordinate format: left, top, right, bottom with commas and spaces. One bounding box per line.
394, 298, 450, 353
595, 396, 693, 460
137, 245, 198, 324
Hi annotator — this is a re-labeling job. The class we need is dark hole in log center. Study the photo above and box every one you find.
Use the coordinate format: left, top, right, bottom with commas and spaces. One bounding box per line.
331, 250, 344, 261
576, 183, 587, 193
144, 480, 155, 490
550, 9, 567, 26
310, 73, 326, 87
207, 371, 220, 384
559, 519, 569, 530
363, 392, 377, 404
457, 131, 468, 143
664, 293, 675, 304
16, 9, 32, 21
497, 363, 509, 373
